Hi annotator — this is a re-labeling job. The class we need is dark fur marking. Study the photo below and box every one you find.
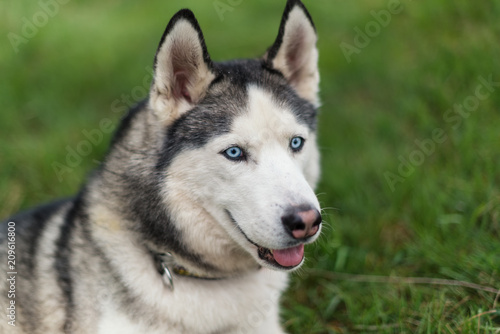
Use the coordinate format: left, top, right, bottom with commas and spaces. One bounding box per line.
2, 198, 70, 275
1, 199, 71, 333
216, 59, 318, 130
79, 220, 146, 323
54, 192, 86, 332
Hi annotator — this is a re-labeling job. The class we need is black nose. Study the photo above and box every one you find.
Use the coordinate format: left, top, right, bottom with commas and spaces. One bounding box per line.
281, 205, 322, 239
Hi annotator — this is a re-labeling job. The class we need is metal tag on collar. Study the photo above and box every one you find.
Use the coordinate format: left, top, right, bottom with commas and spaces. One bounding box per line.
159, 253, 175, 291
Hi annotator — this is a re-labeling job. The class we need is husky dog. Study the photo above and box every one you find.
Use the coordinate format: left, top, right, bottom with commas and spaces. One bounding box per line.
0, 0, 322, 333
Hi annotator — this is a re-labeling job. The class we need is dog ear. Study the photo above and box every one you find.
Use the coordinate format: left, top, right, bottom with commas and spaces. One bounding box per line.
265, 0, 320, 106
150, 9, 215, 122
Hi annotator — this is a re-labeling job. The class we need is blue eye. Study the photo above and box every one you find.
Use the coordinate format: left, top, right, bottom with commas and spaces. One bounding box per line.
290, 136, 305, 152
223, 146, 245, 161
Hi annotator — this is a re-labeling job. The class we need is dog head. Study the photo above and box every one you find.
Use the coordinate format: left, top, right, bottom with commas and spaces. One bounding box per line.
145, 0, 321, 272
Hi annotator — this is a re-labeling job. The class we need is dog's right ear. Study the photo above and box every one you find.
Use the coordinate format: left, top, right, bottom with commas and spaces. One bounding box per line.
264, 0, 319, 107
150, 9, 215, 124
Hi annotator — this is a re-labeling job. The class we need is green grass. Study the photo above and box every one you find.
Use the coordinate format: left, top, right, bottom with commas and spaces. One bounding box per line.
1, 0, 500, 333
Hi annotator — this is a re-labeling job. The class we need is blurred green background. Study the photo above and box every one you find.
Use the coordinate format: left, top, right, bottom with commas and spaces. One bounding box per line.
1, 0, 500, 332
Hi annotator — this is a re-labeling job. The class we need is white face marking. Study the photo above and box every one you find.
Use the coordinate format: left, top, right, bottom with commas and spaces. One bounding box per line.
217, 86, 320, 244
164, 85, 321, 270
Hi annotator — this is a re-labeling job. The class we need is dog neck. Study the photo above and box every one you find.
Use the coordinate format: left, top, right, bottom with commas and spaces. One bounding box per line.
150, 251, 261, 291
151, 251, 227, 290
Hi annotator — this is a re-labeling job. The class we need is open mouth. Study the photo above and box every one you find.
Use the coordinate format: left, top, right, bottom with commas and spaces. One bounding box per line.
225, 210, 306, 269
257, 244, 304, 269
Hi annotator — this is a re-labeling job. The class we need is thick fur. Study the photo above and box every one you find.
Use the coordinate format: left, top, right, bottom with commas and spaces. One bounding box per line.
0, 1, 321, 333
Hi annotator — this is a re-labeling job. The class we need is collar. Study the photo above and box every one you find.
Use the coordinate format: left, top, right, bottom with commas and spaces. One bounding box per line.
152, 252, 225, 291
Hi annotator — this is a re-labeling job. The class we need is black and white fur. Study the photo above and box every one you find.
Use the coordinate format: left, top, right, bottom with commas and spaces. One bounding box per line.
0, 1, 321, 333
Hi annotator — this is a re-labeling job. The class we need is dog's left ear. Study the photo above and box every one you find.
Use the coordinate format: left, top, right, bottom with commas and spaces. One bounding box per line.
150, 9, 215, 123
265, 0, 320, 106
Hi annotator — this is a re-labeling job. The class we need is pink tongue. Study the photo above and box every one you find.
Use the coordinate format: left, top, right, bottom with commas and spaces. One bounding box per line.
272, 244, 304, 267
